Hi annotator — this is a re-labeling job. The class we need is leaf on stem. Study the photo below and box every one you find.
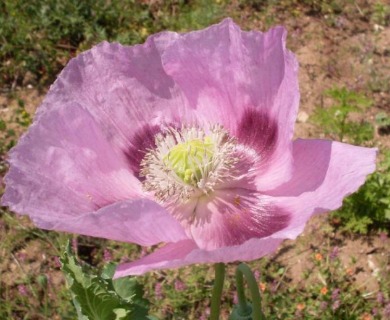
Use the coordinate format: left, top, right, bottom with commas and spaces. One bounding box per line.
60, 242, 151, 320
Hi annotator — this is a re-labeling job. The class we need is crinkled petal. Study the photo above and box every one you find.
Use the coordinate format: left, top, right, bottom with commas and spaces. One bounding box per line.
114, 237, 282, 277
42, 199, 187, 246
187, 188, 290, 250
34, 33, 194, 173
114, 136, 376, 276
2, 103, 142, 221
268, 139, 377, 239
161, 18, 299, 189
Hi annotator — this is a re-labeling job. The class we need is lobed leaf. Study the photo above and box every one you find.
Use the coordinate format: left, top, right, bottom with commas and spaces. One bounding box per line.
60, 242, 151, 320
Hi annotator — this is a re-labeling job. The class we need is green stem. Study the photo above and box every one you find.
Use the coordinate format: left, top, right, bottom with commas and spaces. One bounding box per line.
235, 263, 266, 320
210, 263, 226, 320
235, 266, 252, 316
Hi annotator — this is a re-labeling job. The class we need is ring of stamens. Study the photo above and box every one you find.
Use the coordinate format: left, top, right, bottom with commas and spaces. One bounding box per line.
140, 125, 238, 203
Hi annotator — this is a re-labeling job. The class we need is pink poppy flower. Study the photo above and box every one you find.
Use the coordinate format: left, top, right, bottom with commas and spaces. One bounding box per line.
1, 19, 376, 278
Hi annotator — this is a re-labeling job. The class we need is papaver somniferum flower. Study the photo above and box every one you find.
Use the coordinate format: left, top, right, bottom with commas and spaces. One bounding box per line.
2, 19, 376, 278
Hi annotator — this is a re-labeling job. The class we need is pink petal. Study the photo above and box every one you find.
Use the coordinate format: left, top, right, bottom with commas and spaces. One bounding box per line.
161, 18, 299, 190
114, 135, 376, 276
2, 103, 142, 220
42, 199, 188, 246
268, 139, 377, 239
114, 237, 282, 277
187, 188, 290, 250
35, 34, 193, 172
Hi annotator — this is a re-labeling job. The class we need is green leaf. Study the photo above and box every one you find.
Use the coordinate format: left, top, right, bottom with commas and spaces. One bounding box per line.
60, 242, 151, 320
113, 277, 150, 318
312, 87, 374, 143
101, 262, 117, 280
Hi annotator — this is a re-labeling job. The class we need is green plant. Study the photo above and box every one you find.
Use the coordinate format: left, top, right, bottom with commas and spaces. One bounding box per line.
371, 2, 390, 27
331, 151, 390, 233
312, 87, 374, 144
312, 87, 390, 234
61, 243, 154, 320
376, 112, 390, 136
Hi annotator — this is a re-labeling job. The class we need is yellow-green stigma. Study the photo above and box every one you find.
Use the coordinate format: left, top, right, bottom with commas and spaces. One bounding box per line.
164, 137, 214, 185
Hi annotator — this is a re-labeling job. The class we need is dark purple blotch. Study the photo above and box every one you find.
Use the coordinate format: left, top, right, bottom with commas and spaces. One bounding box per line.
126, 124, 161, 180
236, 108, 278, 161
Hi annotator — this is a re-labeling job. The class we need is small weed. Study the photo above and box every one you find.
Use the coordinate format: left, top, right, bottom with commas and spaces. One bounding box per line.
312, 87, 390, 234
312, 87, 374, 144
331, 151, 390, 234
371, 3, 390, 27
376, 112, 390, 136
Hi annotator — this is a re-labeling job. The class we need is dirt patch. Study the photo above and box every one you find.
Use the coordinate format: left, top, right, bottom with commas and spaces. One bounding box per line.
0, 88, 43, 119
273, 214, 389, 293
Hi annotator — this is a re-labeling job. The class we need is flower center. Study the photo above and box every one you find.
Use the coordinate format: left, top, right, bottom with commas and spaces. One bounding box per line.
163, 137, 214, 185
140, 125, 237, 203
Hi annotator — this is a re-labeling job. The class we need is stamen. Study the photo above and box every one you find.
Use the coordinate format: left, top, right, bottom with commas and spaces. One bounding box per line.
140, 125, 238, 203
